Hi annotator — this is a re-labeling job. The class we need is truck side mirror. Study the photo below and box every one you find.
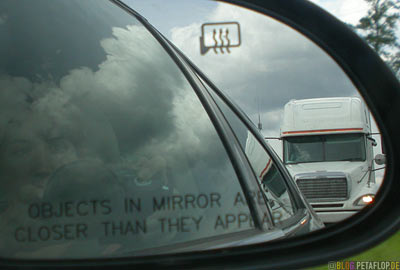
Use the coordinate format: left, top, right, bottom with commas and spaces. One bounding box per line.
367, 136, 378, 147
375, 154, 386, 165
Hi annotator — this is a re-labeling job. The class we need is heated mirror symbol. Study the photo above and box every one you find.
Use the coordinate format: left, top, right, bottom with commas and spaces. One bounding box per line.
200, 22, 241, 55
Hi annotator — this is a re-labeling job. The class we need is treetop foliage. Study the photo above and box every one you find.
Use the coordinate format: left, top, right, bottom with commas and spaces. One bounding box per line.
353, 0, 400, 78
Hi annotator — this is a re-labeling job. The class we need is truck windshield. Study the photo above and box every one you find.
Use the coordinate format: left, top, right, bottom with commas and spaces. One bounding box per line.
284, 134, 366, 164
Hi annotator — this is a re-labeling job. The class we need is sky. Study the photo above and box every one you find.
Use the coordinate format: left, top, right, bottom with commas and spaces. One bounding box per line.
310, 0, 369, 24
124, 0, 387, 176
128, 0, 371, 37
126, 0, 375, 125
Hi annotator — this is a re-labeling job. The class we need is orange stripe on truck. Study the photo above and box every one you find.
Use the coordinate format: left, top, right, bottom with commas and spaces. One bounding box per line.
259, 159, 272, 178
282, 128, 363, 135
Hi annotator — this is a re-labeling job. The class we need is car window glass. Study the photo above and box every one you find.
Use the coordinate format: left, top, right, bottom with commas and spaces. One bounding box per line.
244, 133, 296, 224
199, 78, 296, 224
0, 0, 254, 259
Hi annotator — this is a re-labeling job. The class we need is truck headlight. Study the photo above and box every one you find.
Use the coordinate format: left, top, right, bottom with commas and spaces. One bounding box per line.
353, 194, 375, 206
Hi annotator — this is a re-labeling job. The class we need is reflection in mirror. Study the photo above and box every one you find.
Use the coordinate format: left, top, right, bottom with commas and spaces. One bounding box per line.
0, 0, 260, 259
203, 80, 297, 225
131, 0, 385, 224
202, 78, 323, 231
0, 0, 386, 261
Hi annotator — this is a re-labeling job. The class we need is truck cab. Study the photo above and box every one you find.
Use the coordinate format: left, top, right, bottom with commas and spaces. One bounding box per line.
280, 97, 382, 223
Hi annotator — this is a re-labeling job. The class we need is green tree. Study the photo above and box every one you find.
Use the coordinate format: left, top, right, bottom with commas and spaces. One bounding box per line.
353, 0, 400, 78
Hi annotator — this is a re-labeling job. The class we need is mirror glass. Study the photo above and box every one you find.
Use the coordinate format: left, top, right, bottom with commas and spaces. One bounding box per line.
130, 0, 385, 225
0, 0, 386, 260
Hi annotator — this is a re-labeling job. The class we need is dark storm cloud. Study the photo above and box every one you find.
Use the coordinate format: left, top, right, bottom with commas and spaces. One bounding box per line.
0, 24, 232, 172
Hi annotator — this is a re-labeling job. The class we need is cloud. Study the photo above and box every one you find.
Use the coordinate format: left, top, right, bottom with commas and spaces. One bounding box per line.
171, 2, 359, 136
0, 14, 7, 25
0, 19, 246, 256
309, 0, 369, 25
0, 24, 233, 176
167, 1, 384, 171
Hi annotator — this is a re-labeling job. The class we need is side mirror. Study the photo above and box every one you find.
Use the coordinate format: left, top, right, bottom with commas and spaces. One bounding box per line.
0, 0, 399, 269
375, 153, 386, 165
367, 136, 378, 147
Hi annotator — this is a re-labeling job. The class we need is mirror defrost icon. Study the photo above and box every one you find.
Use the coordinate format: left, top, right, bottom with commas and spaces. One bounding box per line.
200, 22, 241, 55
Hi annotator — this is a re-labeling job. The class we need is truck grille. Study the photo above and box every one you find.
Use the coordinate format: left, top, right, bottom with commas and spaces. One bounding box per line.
296, 177, 348, 200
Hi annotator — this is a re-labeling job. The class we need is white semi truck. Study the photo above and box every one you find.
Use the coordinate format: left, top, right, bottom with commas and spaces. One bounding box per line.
280, 97, 384, 223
